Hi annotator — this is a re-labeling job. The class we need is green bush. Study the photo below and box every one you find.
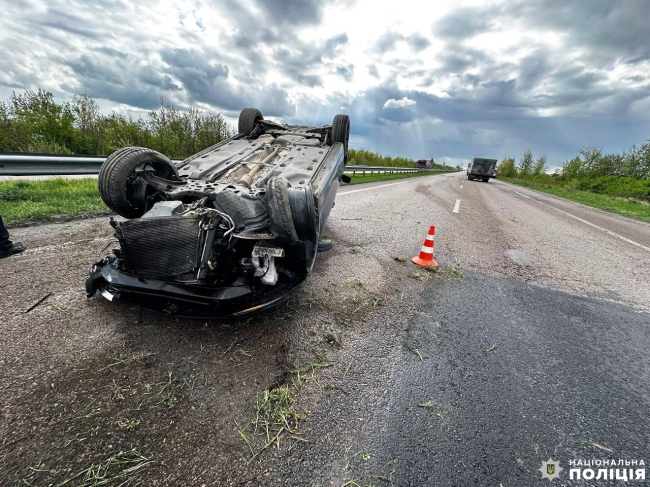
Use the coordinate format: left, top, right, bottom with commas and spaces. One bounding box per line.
575, 176, 650, 201
0, 90, 234, 159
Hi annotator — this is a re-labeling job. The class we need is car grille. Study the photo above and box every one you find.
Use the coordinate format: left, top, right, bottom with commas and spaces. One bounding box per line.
118, 216, 201, 279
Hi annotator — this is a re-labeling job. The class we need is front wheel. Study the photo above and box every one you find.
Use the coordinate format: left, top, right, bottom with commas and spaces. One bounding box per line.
98, 147, 178, 219
238, 108, 264, 135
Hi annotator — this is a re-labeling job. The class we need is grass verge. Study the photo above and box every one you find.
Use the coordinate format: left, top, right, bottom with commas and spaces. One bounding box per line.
0, 178, 109, 226
1, 170, 459, 226
500, 177, 650, 223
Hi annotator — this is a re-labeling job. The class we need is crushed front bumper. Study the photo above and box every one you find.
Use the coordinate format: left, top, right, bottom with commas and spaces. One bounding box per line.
85, 257, 302, 318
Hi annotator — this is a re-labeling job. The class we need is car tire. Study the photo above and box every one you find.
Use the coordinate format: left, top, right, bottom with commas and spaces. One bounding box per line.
98, 147, 178, 219
331, 114, 350, 163
482, 178, 489, 182
266, 177, 299, 241
238, 108, 264, 135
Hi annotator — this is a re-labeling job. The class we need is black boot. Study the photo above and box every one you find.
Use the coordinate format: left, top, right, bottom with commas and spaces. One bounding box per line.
0, 242, 26, 259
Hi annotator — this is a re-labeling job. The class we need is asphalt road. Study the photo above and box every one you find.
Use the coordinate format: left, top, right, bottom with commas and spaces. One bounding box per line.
1, 171, 648, 486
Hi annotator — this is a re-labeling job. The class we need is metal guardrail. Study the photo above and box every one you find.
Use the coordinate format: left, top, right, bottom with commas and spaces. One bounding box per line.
0, 153, 449, 176
345, 165, 447, 175
0, 153, 184, 176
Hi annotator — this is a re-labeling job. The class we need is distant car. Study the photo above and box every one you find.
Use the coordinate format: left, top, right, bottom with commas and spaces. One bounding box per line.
86, 108, 350, 318
417, 159, 432, 170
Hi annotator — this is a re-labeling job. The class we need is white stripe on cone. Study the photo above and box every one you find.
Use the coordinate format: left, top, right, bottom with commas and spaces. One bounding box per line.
420, 246, 434, 254
425, 235, 434, 241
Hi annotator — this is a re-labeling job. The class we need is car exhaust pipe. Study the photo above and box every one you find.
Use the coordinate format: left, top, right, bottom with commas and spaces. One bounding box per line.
238, 147, 279, 188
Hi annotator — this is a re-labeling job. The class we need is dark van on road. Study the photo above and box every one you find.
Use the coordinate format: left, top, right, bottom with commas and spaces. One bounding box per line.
466, 158, 497, 182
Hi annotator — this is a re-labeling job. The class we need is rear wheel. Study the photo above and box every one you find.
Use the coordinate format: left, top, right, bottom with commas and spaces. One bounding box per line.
98, 147, 178, 219
331, 114, 350, 163
482, 178, 489, 182
238, 108, 264, 135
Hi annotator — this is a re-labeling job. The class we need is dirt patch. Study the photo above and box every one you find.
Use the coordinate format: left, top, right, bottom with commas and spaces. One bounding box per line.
0, 217, 438, 485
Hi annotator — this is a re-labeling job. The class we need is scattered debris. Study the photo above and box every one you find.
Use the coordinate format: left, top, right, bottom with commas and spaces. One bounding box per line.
392, 255, 407, 262
408, 270, 430, 281
52, 449, 154, 487
24, 292, 52, 313
582, 440, 613, 453
347, 278, 363, 287
409, 347, 425, 362
486, 345, 497, 352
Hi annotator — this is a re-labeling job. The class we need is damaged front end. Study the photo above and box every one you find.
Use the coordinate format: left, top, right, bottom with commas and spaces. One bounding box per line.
86, 205, 311, 317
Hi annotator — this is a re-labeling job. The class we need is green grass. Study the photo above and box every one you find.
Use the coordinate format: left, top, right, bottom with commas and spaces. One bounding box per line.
0, 178, 109, 226
1, 170, 458, 227
500, 177, 650, 223
344, 169, 457, 185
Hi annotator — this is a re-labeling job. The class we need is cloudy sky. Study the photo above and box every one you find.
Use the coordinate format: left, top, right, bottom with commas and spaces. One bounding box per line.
1, 0, 649, 167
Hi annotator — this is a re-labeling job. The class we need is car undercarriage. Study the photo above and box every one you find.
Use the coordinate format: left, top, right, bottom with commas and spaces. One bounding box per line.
85, 108, 350, 317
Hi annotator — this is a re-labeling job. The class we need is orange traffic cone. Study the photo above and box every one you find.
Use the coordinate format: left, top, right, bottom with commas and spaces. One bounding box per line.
412, 225, 439, 267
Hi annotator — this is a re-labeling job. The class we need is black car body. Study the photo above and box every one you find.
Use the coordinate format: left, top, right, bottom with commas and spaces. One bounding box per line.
86, 108, 350, 317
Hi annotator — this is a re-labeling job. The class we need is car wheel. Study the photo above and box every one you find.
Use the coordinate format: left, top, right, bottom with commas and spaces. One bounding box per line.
238, 108, 264, 135
98, 147, 179, 219
482, 178, 489, 182
266, 177, 299, 241
331, 114, 350, 163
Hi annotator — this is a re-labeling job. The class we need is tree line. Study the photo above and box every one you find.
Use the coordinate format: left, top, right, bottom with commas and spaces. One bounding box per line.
498, 142, 650, 201
498, 144, 650, 180
348, 148, 450, 170
0, 89, 233, 159
0, 89, 449, 171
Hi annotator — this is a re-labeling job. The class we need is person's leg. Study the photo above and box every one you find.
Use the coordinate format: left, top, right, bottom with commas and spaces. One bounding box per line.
0, 215, 12, 251
0, 215, 25, 257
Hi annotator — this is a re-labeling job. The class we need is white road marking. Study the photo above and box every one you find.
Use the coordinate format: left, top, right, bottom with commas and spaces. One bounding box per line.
510, 187, 650, 253
537, 200, 650, 253
453, 199, 461, 213
338, 175, 441, 196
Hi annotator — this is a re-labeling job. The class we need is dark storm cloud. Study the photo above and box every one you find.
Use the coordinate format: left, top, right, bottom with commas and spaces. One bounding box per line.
434, 46, 491, 75
221, 0, 348, 88
293, 82, 649, 166
34, 9, 101, 39
160, 48, 295, 117
252, 0, 324, 25
2, 0, 649, 166
433, 5, 500, 40
508, 0, 650, 64
64, 53, 180, 109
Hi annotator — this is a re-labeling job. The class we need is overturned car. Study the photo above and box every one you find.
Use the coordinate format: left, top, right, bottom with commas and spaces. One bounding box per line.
86, 108, 350, 317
